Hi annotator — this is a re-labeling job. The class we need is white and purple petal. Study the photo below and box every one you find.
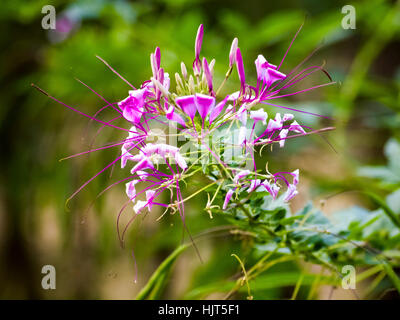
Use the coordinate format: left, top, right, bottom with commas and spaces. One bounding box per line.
175, 95, 197, 120
195, 93, 215, 121
250, 108, 268, 124
223, 189, 234, 210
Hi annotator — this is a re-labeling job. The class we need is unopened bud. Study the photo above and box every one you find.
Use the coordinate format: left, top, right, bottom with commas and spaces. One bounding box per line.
188, 75, 195, 95
180, 62, 188, 80
229, 38, 238, 68
202, 57, 213, 94
151, 77, 169, 98
209, 59, 216, 73
195, 24, 204, 60
175, 72, 184, 89
150, 53, 157, 78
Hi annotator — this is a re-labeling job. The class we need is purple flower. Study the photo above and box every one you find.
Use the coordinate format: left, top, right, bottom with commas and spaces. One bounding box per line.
255, 55, 286, 88
233, 170, 251, 184
223, 189, 234, 210
278, 129, 289, 147
247, 179, 261, 193
260, 180, 280, 199
134, 200, 147, 214
166, 104, 186, 127
136, 170, 150, 181
130, 157, 154, 174
121, 145, 134, 169
126, 180, 139, 202
236, 104, 248, 126
284, 184, 298, 201
138, 143, 187, 171
144, 143, 178, 156
289, 120, 306, 134
292, 169, 299, 185
44, 22, 330, 241
118, 88, 148, 124
174, 152, 188, 170
228, 91, 240, 102
146, 189, 156, 211
282, 113, 294, 122
250, 108, 268, 124
264, 113, 284, 134
121, 128, 142, 168
238, 126, 247, 146
175, 95, 197, 121
195, 93, 215, 122
266, 117, 282, 133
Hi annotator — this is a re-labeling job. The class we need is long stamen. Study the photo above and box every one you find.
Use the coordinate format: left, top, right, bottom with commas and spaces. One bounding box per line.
261, 101, 334, 120
32, 84, 136, 133
66, 140, 143, 207
96, 55, 136, 89
277, 21, 304, 70
265, 81, 336, 100
59, 135, 145, 161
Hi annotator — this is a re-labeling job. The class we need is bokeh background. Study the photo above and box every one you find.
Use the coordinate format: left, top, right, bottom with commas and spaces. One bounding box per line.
0, 0, 399, 299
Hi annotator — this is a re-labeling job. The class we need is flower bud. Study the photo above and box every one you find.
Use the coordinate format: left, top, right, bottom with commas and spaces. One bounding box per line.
188, 75, 195, 95
151, 77, 169, 98
209, 59, 216, 73
181, 62, 188, 80
202, 57, 213, 94
175, 72, 184, 89
229, 38, 238, 68
195, 24, 204, 60
236, 48, 246, 92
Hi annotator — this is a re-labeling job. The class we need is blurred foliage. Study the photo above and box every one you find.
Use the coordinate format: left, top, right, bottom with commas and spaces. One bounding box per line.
0, 0, 399, 299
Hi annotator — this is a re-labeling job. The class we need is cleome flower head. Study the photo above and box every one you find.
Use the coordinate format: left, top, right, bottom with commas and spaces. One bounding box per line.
36, 23, 335, 245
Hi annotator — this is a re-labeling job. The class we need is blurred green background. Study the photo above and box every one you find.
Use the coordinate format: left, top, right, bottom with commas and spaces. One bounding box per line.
0, 0, 399, 299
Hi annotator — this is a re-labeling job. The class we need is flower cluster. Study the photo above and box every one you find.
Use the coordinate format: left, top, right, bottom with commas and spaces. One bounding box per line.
114, 24, 333, 230
40, 24, 333, 242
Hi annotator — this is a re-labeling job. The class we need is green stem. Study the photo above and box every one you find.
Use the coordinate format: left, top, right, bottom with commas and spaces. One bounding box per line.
382, 261, 400, 294
136, 245, 188, 300
291, 273, 305, 300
